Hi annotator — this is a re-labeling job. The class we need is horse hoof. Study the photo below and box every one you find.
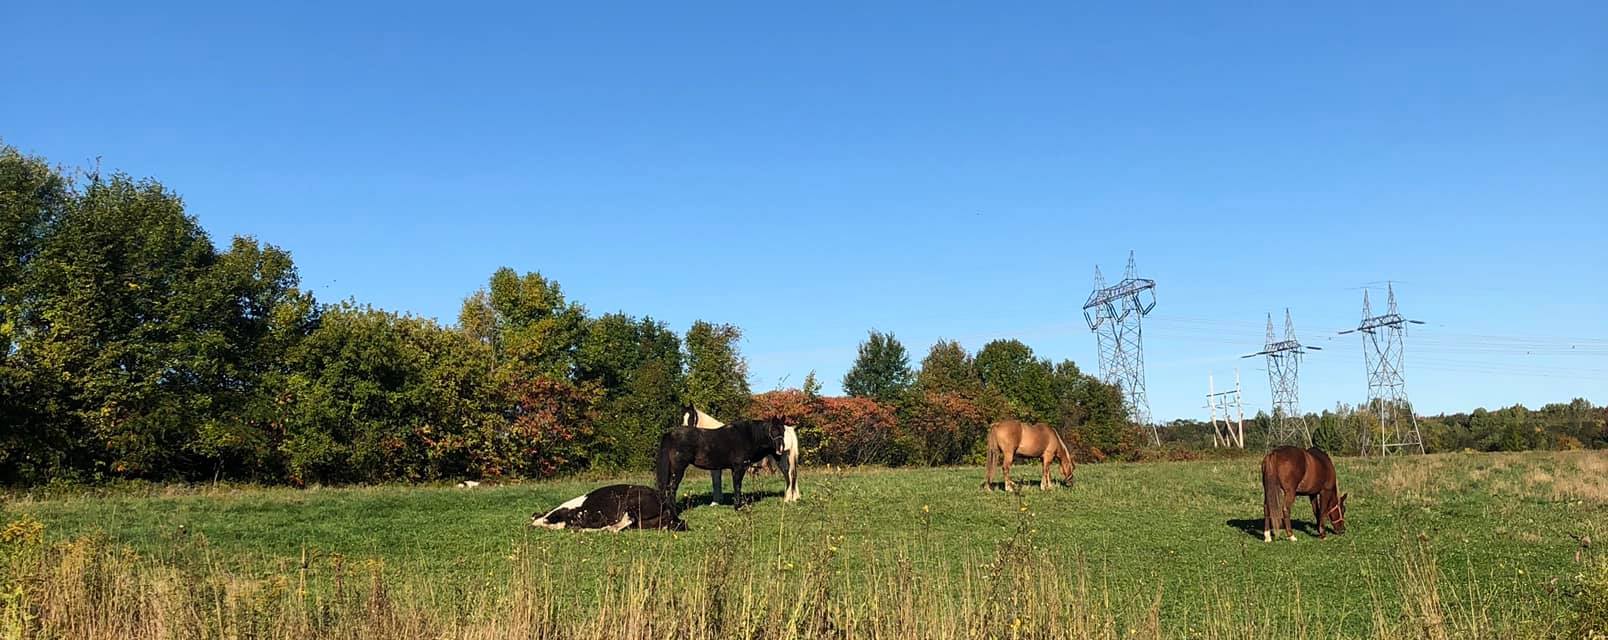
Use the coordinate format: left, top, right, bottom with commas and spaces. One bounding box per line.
1288, 535, 1298, 542
1263, 532, 1272, 543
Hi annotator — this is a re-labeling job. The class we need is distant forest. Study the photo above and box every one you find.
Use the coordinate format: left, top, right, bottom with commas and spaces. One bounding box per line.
2, 145, 1600, 486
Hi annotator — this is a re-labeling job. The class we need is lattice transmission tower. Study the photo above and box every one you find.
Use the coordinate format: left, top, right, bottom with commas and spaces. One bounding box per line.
1082, 251, 1158, 444
1206, 369, 1245, 448
1339, 283, 1426, 455
1244, 309, 1321, 447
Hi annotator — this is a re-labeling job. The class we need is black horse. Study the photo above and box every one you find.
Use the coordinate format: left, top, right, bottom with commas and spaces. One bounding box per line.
656, 405, 786, 509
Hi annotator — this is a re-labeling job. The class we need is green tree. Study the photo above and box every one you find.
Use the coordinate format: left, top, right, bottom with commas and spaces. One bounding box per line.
276, 305, 504, 484
802, 370, 822, 402
0, 145, 69, 482
842, 330, 914, 405
14, 172, 312, 479
685, 321, 750, 421
915, 340, 979, 396
186, 237, 318, 479
974, 339, 1056, 422
460, 267, 589, 382
577, 313, 684, 469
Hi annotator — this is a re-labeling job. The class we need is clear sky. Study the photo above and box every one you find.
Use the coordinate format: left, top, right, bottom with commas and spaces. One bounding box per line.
5, 2, 1605, 422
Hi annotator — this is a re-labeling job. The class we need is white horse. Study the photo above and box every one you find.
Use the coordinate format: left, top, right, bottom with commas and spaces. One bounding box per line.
687, 407, 800, 504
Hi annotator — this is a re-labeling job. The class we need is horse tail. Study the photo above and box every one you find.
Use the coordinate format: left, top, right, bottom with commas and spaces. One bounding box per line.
983, 428, 999, 488
1260, 455, 1282, 536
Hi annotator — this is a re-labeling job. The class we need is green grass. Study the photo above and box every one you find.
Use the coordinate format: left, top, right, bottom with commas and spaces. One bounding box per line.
6, 450, 1606, 638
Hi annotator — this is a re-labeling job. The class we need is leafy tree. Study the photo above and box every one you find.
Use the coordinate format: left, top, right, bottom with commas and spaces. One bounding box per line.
577, 313, 683, 469
0, 146, 69, 483
974, 339, 1056, 422
505, 376, 602, 477
842, 330, 913, 404
460, 267, 588, 382
915, 340, 979, 396
750, 388, 813, 424
456, 289, 498, 353
685, 321, 750, 421
187, 237, 318, 479
11, 172, 313, 479
275, 305, 506, 484
899, 391, 987, 466
809, 396, 898, 466
801, 370, 822, 401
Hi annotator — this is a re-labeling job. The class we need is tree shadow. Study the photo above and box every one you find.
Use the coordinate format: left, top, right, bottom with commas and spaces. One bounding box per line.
1226, 518, 1319, 539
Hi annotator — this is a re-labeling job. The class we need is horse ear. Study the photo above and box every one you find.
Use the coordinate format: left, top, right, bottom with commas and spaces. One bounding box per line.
1340, 493, 1348, 505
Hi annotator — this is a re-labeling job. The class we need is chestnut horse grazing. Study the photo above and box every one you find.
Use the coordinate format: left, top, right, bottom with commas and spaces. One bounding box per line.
981, 420, 1075, 492
1260, 446, 1348, 542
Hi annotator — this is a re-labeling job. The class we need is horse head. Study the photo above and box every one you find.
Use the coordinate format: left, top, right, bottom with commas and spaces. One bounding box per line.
766, 417, 787, 456
680, 403, 697, 427
1058, 450, 1076, 487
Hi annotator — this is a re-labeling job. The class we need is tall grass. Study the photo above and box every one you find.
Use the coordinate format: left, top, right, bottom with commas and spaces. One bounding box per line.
1, 501, 1582, 640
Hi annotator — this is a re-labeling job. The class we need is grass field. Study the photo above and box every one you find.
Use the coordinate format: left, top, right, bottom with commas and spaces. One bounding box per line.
4, 450, 1607, 639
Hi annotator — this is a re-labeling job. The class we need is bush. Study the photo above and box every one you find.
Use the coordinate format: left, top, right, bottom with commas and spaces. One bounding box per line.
897, 391, 988, 466
804, 397, 898, 466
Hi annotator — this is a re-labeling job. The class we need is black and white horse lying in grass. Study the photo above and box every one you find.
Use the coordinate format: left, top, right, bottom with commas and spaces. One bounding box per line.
658, 405, 787, 509
683, 406, 802, 505
529, 484, 688, 532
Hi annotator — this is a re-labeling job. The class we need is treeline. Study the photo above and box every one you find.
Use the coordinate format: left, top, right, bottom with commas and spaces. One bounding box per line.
0, 145, 1135, 486
1163, 398, 1607, 454
0, 146, 757, 485
17, 144, 1585, 487
760, 333, 1136, 467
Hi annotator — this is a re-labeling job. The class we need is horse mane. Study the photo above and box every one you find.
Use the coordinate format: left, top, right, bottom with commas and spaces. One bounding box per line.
1051, 426, 1073, 461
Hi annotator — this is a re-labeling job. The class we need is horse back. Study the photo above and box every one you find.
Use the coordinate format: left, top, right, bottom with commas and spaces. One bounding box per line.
990, 420, 1069, 458
1261, 446, 1310, 489
1304, 447, 1338, 492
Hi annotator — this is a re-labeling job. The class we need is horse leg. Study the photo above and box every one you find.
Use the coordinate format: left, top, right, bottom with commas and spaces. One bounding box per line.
665, 461, 690, 511
730, 466, 748, 509
789, 448, 800, 501
1040, 455, 1053, 491
1262, 489, 1275, 543
1313, 495, 1328, 540
1282, 485, 1297, 541
780, 451, 799, 502
1001, 455, 1017, 492
1261, 465, 1276, 543
709, 469, 724, 506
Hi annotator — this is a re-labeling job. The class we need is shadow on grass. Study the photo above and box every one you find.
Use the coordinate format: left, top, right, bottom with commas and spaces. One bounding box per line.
1226, 517, 1321, 539
675, 489, 785, 512
979, 479, 1075, 492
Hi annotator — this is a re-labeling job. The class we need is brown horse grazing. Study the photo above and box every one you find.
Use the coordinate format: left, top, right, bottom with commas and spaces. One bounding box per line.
981, 420, 1076, 492
1261, 446, 1348, 542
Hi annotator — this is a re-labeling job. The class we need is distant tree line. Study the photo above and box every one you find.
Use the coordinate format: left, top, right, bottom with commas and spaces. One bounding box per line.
1163, 398, 1606, 454
756, 331, 1138, 468
3, 146, 1597, 486
0, 146, 758, 485
0, 145, 1133, 486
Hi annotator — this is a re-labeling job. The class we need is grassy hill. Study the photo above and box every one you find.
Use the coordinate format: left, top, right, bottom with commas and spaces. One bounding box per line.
4, 450, 1605, 639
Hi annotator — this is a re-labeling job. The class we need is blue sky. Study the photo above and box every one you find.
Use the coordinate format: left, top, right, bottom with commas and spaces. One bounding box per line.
5, 2, 1605, 421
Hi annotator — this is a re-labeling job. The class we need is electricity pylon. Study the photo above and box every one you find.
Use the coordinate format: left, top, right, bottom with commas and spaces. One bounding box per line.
1244, 309, 1321, 447
1083, 251, 1158, 444
1206, 370, 1245, 448
1339, 283, 1426, 455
